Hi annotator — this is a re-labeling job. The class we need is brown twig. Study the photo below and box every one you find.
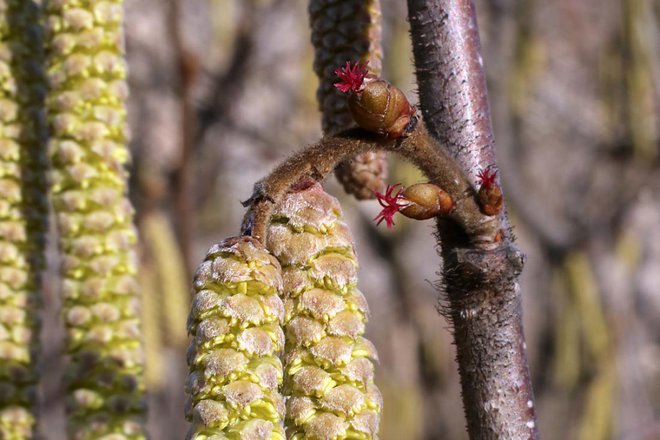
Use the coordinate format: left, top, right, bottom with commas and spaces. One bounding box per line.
408, 0, 496, 183
408, 0, 539, 438
240, 121, 500, 246
169, 0, 197, 278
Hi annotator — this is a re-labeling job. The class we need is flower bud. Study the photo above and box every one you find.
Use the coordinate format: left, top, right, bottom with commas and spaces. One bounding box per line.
334, 62, 416, 138
478, 185, 503, 216
373, 183, 453, 228
400, 183, 453, 220
348, 78, 416, 138
476, 167, 503, 216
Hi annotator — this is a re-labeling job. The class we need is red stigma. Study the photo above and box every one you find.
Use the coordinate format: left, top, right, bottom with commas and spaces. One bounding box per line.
334, 61, 369, 94
373, 184, 410, 228
477, 166, 498, 188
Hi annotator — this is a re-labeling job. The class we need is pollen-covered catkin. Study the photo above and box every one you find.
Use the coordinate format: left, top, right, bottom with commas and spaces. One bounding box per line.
44, 1, 146, 438
0, 2, 48, 438
185, 236, 286, 440
267, 182, 382, 439
310, 0, 388, 200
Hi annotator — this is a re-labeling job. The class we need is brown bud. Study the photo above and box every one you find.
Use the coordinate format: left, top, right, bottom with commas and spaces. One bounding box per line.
400, 183, 453, 220
348, 78, 416, 138
477, 184, 503, 216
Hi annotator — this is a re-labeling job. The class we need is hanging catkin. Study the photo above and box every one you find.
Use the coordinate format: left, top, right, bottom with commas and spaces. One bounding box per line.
0, 1, 48, 438
267, 181, 382, 439
44, 1, 147, 437
185, 236, 286, 440
309, 0, 388, 200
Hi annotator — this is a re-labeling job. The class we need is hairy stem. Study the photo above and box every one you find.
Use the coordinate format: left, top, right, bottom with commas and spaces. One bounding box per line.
408, 0, 538, 438
241, 122, 499, 246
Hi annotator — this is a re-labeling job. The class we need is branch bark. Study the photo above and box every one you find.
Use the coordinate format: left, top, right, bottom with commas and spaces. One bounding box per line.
408, 0, 539, 438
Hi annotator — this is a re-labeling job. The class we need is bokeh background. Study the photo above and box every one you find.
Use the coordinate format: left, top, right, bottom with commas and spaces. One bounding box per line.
38, 0, 660, 438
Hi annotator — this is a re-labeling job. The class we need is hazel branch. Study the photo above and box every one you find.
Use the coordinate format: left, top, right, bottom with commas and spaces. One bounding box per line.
241, 120, 501, 245
408, 1, 539, 438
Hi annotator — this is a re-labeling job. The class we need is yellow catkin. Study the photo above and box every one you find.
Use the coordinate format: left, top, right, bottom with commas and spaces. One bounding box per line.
138, 261, 166, 390
0, 2, 48, 439
309, 0, 388, 200
185, 236, 286, 440
140, 211, 189, 348
267, 182, 382, 439
44, 0, 146, 438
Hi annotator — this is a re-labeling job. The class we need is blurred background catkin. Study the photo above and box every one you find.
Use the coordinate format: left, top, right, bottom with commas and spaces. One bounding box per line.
34, 0, 660, 439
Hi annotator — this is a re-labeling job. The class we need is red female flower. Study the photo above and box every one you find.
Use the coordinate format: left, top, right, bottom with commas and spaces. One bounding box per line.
476, 166, 498, 188
373, 184, 410, 228
476, 166, 503, 216
334, 61, 369, 93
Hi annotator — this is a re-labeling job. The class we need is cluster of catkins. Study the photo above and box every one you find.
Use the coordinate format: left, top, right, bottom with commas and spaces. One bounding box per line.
186, 182, 382, 440
1, 1, 147, 439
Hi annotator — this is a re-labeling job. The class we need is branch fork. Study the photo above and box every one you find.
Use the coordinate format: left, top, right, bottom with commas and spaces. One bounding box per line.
240, 120, 502, 247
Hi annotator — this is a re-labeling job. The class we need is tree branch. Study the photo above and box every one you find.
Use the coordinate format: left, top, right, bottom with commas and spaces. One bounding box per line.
240, 121, 501, 246
408, 0, 496, 183
408, 0, 539, 438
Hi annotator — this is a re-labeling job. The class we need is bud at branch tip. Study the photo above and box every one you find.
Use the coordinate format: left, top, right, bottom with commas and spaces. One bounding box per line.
335, 61, 416, 138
